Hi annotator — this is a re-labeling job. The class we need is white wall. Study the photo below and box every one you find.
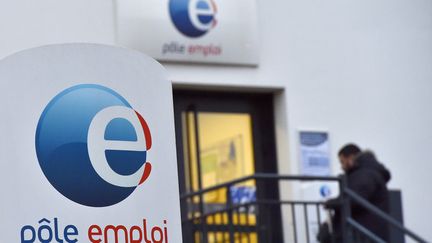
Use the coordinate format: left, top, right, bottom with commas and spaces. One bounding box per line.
0, 0, 115, 57
1, 0, 431, 240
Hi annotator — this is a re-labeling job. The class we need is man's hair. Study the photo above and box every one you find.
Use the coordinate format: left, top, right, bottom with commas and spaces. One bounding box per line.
338, 143, 361, 157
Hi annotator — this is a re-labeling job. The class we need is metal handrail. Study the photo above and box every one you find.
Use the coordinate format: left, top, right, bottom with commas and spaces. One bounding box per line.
181, 173, 340, 199
181, 174, 255, 199
344, 188, 429, 243
181, 173, 341, 243
182, 199, 325, 224
346, 218, 386, 243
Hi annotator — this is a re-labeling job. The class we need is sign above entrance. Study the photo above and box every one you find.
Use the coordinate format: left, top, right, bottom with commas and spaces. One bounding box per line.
116, 0, 260, 66
0, 44, 182, 242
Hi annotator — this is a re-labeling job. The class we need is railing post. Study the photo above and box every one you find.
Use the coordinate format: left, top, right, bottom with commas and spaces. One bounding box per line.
226, 185, 235, 243
339, 175, 352, 243
190, 107, 208, 243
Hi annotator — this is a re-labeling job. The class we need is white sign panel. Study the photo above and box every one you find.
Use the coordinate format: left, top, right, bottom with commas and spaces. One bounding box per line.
0, 44, 182, 242
299, 131, 331, 176
116, 0, 260, 65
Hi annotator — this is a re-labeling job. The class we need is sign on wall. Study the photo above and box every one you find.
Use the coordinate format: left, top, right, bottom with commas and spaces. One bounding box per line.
299, 131, 331, 176
116, 0, 260, 65
0, 44, 182, 242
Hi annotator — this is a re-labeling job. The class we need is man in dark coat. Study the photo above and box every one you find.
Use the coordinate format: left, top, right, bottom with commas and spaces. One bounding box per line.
322, 144, 391, 242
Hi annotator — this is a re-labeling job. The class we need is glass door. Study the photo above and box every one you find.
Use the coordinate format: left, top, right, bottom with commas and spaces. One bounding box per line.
174, 90, 282, 243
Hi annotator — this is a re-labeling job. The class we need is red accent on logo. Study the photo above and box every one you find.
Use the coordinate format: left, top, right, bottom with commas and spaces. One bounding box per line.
135, 111, 152, 150
134, 110, 152, 185
211, 0, 218, 13
139, 162, 152, 185
211, 0, 218, 28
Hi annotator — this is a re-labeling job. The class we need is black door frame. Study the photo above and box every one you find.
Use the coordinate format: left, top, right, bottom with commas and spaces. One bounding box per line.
173, 89, 283, 242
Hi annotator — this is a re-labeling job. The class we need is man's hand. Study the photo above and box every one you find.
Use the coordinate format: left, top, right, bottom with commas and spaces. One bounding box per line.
324, 198, 343, 209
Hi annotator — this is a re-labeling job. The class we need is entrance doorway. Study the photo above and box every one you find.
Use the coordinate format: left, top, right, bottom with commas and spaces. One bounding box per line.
173, 90, 283, 242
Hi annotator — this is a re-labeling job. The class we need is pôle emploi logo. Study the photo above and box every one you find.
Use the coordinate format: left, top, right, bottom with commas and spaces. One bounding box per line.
20, 84, 169, 243
169, 0, 217, 38
36, 84, 152, 207
164, 0, 222, 57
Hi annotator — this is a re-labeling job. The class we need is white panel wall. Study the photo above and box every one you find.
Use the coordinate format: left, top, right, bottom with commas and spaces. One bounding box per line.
0, 0, 115, 58
0, 0, 431, 240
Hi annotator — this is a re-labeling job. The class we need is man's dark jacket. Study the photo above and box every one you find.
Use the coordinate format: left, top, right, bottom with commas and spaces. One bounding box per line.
325, 151, 391, 242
